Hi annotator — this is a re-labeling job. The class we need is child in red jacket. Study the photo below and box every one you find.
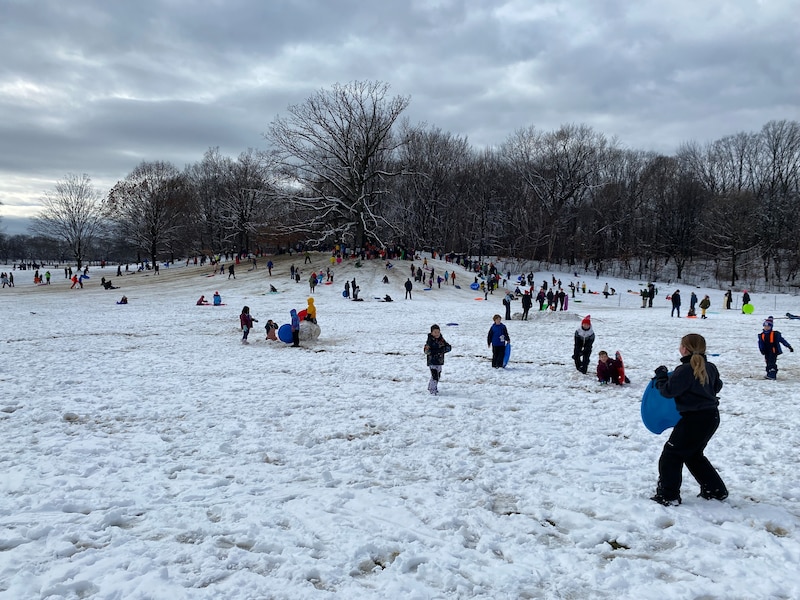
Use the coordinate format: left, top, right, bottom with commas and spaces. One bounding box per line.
596, 350, 624, 384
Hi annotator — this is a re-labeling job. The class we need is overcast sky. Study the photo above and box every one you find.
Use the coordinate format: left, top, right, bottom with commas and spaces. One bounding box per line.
1, 0, 798, 229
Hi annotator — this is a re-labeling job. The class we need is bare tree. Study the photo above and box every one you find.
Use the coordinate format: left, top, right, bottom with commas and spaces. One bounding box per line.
389, 125, 472, 251
219, 149, 274, 253
265, 80, 410, 249
679, 136, 762, 285
641, 156, 706, 280
29, 173, 104, 269
583, 148, 651, 272
104, 161, 189, 266
456, 148, 510, 261
502, 124, 608, 263
756, 120, 800, 283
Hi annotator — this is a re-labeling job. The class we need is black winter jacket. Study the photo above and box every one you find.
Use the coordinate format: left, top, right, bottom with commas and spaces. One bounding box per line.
425, 334, 452, 366
656, 355, 721, 413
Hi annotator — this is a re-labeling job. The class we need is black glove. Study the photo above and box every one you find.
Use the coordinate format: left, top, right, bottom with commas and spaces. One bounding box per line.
654, 365, 668, 379
790, 347, 795, 352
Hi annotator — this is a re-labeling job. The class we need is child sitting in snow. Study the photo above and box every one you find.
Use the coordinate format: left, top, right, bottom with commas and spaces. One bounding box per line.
596, 350, 624, 385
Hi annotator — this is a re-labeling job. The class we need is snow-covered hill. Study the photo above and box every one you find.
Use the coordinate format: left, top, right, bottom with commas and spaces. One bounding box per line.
1, 254, 799, 599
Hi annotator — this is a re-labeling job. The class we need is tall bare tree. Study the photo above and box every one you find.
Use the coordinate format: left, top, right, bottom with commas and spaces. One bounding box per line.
218, 148, 274, 253
679, 135, 762, 285
30, 173, 104, 269
104, 161, 189, 266
389, 125, 472, 251
641, 156, 705, 279
456, 148, 510, 261
185, 147, 230, 256
265, 80, 410, 249
502, 124, 607, 262
756, 120, 800, 282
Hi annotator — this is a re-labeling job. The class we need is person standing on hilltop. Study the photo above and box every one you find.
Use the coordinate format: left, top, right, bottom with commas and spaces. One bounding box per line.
521, 291, 532, 320
671, 290, 682, 318
742, 290, 751, 312
699, 295, 711, 319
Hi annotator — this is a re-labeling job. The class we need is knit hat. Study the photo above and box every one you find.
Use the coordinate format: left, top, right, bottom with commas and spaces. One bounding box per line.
581, 315, 591, 328
763, 316, 774, 328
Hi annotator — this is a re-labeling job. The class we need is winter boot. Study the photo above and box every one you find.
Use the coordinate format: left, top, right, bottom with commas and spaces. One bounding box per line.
650, 494, 681, 506
698, 487, 728, 501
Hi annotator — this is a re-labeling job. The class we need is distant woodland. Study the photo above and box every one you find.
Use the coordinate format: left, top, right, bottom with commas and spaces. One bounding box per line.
2, 81, 798, 289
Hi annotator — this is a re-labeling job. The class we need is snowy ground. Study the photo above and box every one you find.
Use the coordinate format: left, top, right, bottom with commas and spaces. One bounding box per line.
1, 254, 799, 599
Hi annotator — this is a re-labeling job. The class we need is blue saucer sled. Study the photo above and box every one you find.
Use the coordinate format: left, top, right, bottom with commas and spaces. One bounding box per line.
277, 324, 293, 344
641, 375, 680, 434
503, 343, 511, 367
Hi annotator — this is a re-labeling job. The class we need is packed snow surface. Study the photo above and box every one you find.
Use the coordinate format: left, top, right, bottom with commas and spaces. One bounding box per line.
1, 255, 799, 599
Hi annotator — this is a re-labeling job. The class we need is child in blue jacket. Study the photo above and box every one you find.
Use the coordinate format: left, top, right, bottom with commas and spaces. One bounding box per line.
758, 316, 793, 379
487, 315, 510, 368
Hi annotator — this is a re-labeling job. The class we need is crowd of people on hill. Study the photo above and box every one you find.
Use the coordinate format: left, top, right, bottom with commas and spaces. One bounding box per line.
10, 245, 793, 513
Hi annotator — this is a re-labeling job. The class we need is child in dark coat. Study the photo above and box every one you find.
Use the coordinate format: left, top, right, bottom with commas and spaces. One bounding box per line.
424, 324, 452, 395
573, 315, 595, 374
651, 333, 727, 506
758, 316, 793, 379
240, 306, 257, 344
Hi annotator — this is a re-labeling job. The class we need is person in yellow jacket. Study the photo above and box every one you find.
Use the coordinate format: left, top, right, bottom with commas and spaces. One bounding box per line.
305, 297, 317, 323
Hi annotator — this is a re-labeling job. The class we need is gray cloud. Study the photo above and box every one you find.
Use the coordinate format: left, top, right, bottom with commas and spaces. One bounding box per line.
1, 0, 797, 218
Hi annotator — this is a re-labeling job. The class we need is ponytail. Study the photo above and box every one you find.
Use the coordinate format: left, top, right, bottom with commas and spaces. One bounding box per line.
681, 333, 709, 385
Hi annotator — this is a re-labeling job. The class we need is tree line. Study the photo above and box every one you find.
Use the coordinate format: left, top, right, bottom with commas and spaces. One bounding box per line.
2, 80, 798, 288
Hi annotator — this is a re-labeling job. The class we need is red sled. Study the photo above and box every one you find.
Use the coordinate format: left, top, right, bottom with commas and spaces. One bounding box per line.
615, 351, 628, 385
